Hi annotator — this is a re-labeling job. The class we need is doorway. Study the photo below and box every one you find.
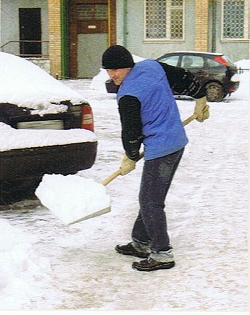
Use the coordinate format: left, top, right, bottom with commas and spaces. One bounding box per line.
19, 8, 42, 57
69, 0, 116, 79
76, 3, 108, 78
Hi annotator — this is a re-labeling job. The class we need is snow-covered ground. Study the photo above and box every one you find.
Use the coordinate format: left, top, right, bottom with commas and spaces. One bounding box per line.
0, 60, 248, 312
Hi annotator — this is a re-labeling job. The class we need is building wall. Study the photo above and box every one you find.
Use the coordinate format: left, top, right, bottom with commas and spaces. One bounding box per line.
195, 0, 209, 51
1, 0, 248, 78
0, 0, 48, 55
208, 0, 249, 62
48, 0, 61, 78
26, 57, 51, 73
116, 0, 249, 62
116, 0, 197, 59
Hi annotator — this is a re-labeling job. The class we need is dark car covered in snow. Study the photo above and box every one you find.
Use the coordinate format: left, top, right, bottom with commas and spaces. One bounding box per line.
0, 52, 97, 204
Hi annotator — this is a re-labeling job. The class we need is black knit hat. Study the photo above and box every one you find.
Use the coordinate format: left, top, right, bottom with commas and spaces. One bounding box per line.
102, 45, 135, 69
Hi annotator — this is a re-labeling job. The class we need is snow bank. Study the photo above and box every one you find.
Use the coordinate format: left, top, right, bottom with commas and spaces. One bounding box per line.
35, 174, 111, 225
0, 220, 51, 309
0, 122, 97, 152
235, 59, 250, 70
0, 52, 87, 112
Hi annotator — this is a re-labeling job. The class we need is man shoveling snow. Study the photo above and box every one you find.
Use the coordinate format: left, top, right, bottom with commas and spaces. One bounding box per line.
101, 45, 209, 272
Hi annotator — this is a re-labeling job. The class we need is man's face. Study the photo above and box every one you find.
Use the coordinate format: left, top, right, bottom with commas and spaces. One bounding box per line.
106, 68, 131, 85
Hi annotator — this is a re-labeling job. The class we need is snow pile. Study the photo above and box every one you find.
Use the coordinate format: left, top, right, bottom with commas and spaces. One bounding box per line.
235, 59, 250, 70
0, 122, 97, 152
0, 220, 51, 309
0, 52, 86, 112
35, 174, 111, 225
90, 54, 145, 92
89, 68, 110, 93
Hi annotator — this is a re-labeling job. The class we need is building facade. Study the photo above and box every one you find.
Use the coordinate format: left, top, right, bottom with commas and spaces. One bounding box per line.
116, 0, 249, 61
0, 0, 249, 79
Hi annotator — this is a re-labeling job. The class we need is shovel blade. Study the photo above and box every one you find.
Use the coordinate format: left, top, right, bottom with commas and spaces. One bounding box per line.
35, 174, 111, 225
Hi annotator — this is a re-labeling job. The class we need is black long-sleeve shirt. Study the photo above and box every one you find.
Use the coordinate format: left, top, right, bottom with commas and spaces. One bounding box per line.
159, 62, 206, 98
118, 62, 206, 160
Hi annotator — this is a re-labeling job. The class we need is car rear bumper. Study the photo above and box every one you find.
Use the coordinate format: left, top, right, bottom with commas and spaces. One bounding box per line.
0, 141, 97, 204
227, 81, 240, 94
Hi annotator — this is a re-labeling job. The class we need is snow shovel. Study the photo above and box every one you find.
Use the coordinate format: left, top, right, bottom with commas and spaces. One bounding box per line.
101, 105, 209, 186
35, 172, 113, 225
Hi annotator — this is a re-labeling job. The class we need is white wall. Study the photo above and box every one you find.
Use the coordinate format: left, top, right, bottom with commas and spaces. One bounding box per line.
116, 0, 196, 59
0, 0, 48, 55
116, 0, 249, 62
208, 0, 249, 62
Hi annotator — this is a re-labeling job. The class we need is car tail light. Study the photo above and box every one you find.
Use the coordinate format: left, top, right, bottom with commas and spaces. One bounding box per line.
81, 104, 94, 132
214, 56, 229, 67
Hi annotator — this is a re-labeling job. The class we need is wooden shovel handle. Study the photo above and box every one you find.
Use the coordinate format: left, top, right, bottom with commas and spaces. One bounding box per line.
182, 113, 198, 126
102, 169, 122, 186
101, 105, 209, 186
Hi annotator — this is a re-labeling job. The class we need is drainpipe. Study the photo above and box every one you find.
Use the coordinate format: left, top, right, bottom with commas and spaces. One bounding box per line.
211, 0, 216, 52
61, 0, 68, 79
123, 0, 128, 47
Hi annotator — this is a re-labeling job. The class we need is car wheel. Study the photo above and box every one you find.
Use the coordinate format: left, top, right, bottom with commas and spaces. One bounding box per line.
205, 82, 224, 102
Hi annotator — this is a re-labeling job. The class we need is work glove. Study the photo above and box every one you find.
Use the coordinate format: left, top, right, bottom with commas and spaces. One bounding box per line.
194, 96, 210, 122
120, 154, 136, 176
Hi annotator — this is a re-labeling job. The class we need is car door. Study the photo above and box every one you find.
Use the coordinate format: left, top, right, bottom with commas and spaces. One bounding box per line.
180, 54, 208, 85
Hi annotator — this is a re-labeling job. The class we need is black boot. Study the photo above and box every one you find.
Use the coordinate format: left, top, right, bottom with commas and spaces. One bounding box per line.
132, 258, 175, 271
115, 242, 150, 258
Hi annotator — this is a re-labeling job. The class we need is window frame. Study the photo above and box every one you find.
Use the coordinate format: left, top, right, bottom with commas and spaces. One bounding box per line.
221, 0, 249, 42
144, 0, 185, 42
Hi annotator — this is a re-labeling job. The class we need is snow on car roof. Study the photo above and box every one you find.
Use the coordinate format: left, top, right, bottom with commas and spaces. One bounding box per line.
0, 52, 87, 113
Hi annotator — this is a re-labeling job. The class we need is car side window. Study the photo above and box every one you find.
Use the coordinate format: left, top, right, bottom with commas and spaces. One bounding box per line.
206, 58, 221, 67
181, 56, 204, 69
159, 55, 179, 66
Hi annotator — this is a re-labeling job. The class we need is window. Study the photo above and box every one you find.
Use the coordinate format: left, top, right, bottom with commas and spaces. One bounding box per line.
180, 56, 204, 69
159, 55, 179, 66
77, 4, 108, 20
206, 58, 222, 68
145, 0, 184, 40
222, 0, 248, 40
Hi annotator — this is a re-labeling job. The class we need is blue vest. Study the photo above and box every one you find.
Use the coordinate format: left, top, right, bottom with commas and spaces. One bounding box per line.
117, 59, 188, 160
